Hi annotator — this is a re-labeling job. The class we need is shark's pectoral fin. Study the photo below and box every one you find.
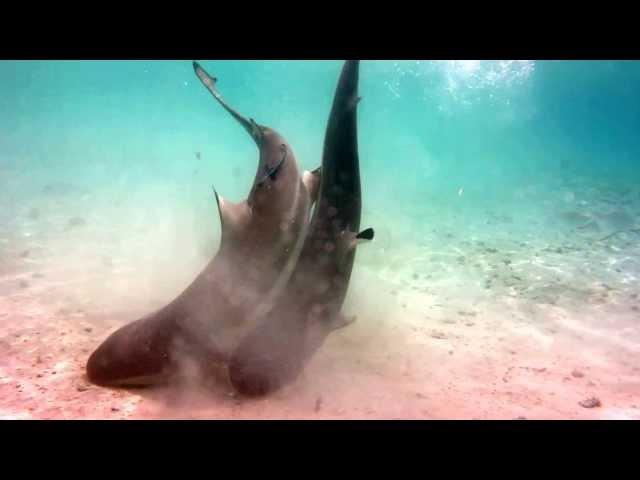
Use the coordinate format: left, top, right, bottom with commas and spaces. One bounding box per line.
303, 167, 322, 203
212, 186, 251, 236
329, 313, 357, 332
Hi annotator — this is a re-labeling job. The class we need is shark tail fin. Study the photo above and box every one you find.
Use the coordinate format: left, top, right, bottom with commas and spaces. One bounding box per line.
193, 61, 263, 146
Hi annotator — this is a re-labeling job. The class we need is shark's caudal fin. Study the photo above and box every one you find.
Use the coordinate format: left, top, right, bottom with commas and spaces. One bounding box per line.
330, 60, 361, 119
193, 61, 264, 146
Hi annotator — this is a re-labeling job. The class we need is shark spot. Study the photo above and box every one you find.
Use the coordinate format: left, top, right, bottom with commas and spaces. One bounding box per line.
324, 242, 336, 253
339, 171, 350, 183
316, 254, 330, 266
314, 281, 330, 295
331, 185, 344, 196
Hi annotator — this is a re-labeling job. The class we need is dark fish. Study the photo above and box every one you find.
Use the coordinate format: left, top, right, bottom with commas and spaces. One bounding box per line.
229, 60, 373, 396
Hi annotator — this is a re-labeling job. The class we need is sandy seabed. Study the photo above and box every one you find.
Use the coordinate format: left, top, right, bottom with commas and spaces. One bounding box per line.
1, 176, 639, 420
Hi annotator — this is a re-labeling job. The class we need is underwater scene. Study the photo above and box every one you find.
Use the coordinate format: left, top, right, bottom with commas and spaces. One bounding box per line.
1, 60, 639, 419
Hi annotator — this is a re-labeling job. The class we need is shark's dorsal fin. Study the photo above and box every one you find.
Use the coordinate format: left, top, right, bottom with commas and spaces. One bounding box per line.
303, 167, 322, 203
335, 226, 374, 267
212, 187, 251, 237
355, 228, 374, 241
342, 227, 375, 249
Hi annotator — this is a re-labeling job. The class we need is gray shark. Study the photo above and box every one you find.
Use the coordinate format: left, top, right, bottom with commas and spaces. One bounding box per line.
86, 61, 319, 387
228, 60, 373, 396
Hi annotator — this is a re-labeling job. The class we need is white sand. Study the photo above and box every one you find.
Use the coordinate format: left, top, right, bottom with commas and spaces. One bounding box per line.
1, 176, 639, 419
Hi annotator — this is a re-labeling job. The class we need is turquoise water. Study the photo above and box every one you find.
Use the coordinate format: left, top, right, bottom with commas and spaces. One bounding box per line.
3, 61, 639, 209
1, 60, 639, 418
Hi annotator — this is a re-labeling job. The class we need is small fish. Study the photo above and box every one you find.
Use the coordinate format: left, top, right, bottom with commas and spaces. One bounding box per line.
458, 187, 464, 197
195, 151, 201, 160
